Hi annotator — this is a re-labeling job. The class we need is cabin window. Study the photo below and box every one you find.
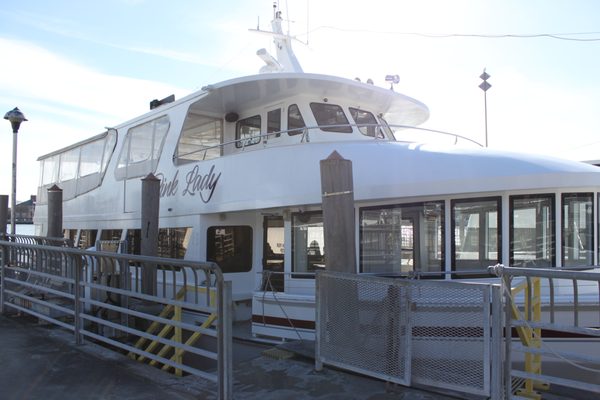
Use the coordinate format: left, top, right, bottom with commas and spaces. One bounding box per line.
80, 138, 107, 177
126, 229, 141, 255
77, 229, 98, 249
115, 115, 169, 180
562, 193, 593, 267
158, 227, 192, 259
59, 148, 79, 182
510, 195, 555, 267
287, 104, 306, 136
175, 114, 222, 164
452, 197, 501, 276
37, 129, 117, 203
377, 116, 396, 140
310, 102, 352, 133
235, 115, 261, 148
207, 226, 252, 273
349, 108, 384, 138
95, 229, 124, 252
267, 108, 282, 138
262, 216, 284, 292
360, 202, 444, 276
292, 212, 325, 277
41, 156, 59, 186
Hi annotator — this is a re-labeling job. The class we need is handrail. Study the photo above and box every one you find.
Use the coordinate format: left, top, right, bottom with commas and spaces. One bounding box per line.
488, 264, 600, 398
173, 122, 483, 163
1, 233, 74, 247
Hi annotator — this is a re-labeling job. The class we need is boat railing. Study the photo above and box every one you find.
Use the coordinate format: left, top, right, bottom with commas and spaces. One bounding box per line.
0, 239, 233, 399
174, 123, 482, 163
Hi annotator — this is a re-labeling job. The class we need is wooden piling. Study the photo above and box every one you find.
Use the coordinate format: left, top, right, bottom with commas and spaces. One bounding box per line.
0, 195, 7, 236
47, 185, 63, 238
320, 151, 356, 273
141, 173, 160, 296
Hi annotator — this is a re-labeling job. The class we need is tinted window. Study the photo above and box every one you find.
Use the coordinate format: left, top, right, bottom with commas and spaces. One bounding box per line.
287, 104, 306, 136
236, 115, 261, 148
349, 107, 384, 138
116, 116, 170, 180
310, 103, 352, 133
452, 197, 501, 276
562, 193, 593, 267
267, 108, 282, 137
292, 212, 325, 277
360, 202, 444, 275
510, 195, 555, 267
207, 226, 253, 273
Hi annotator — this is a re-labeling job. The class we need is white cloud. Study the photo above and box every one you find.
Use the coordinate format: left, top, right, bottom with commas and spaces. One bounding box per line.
0, 37, 190, 201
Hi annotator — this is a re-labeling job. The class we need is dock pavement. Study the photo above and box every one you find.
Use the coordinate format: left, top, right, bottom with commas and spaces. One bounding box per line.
2, 314, 590, 399
0, 314, 461, 400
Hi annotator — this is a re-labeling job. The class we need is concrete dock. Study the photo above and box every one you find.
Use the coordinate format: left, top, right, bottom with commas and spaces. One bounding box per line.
2, 314, 591, 400
0, 314, 458, 400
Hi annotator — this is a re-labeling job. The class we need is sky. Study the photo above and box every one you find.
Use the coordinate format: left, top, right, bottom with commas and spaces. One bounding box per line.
1, 0, 600, 203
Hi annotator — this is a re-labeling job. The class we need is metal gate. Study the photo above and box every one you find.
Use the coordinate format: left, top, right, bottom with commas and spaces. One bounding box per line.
316, 271, 412, 385
316, 271, 502, 398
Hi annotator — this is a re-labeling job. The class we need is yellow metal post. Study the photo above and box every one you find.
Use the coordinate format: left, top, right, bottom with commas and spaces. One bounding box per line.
513, 277, 548, 399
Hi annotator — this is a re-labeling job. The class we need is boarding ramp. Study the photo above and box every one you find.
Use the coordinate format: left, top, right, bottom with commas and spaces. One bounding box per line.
0, 238, 232, 400
489, 264, 600, 399
315, 271, 503, 399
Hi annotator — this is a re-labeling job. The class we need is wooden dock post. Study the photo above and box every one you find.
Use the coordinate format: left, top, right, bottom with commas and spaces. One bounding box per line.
0, 195, 7, 236
47, 185, 63, 238
141, 173, 160, 296
320, 151, 356, 273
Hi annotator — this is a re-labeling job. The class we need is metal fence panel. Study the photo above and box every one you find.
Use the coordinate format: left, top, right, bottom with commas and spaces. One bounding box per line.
409, 280, 491, 396
316, 272, 496, 398
317, 271, 411, 385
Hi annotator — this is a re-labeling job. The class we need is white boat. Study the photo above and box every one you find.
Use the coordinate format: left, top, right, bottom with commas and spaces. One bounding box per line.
33, 6, 600, 345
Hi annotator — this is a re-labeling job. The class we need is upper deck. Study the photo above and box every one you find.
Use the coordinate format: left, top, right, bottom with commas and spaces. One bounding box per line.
34, 71, 431, 204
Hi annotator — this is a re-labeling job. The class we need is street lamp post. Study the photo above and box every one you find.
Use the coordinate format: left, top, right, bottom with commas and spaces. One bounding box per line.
479, 69, 491, 147
4, 107, 27, 235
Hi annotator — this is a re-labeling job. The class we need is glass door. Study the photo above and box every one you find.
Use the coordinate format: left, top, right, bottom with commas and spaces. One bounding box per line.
263, 216, 284, 291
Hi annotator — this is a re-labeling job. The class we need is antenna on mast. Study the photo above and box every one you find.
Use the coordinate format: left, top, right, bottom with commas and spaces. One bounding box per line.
250, 2, 304, 73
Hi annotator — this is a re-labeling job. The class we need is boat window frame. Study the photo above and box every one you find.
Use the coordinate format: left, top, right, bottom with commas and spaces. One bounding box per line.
509, 194, 555, 267
206, 225, 253, 273
235, 114, 262, 148
37, 129, 117, 203
267, 108, 282, 138
115, 115, 170, 180
349, 107, 384, 138
287, 104, 306, 136
359, 201, 445, 277
309, 102, 353, 133
174, 110, 223, 165
561, 192, 594, 267
291, 211, 325, 278
451, 196, 502, 278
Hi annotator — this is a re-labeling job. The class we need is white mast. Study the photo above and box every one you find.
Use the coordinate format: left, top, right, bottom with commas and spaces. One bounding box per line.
253, 3, 303, 73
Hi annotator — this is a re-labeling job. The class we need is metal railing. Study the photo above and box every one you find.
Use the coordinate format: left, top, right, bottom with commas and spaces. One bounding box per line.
0, 239, 232, 400
174, 123, 483, 163
489, 264, 600, 399
0, 233, 74, 247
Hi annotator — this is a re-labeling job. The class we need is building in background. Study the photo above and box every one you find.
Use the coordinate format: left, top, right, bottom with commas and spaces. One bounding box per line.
13, 195, 36, 224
